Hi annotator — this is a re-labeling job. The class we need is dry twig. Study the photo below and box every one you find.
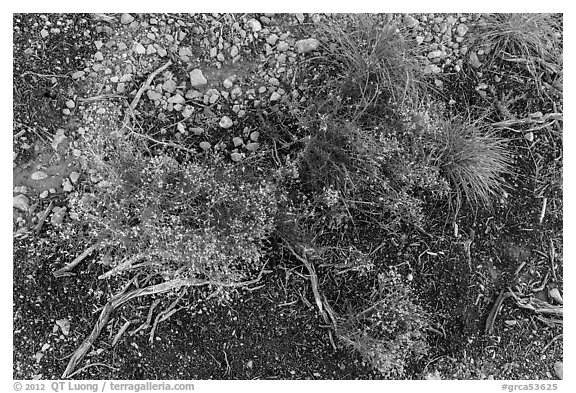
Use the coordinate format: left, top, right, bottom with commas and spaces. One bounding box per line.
53, 243, 99, 278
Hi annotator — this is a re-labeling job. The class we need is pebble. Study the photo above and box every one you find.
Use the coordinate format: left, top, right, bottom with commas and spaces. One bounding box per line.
70, 172, 80, 184
469, 52, 482, 68
199, 141, 211, 151
250, 131, 260, 141
295, 38, 320, 54
267, 34, 279, 45
189, 69, 208, 87
121, 13, 134, 25
245, 142, 260, 151
223, 78, 233, 89
231, 152, 244, 162
65, 100, 75, 109
13, 195, 29, 212
133, 42, 146, 55
548, 288, 563, 304
163, 79, 177, 93
219, 116, 233, 129
71, 71, 85, 80
428, 50, 443, 59
40, 190, 49, 199
404, 15, 419, 28
230, 45, 239, 58
524, 132, 534, 143
277, 41, 289, 52
190, 127, 204, 136
51, 207, 66, 226
270, 92, 281, 101
456, 24, 469, 37
94, 51, 103, 61
247, 19, 262, 32
295, 13, 305, 23
31, 171, 48, 181
232, 137, 244, 147
554, 361, 563, 379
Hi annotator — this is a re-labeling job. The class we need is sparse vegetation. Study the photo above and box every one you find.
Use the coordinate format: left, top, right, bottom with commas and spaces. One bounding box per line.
13, 12, 562, 381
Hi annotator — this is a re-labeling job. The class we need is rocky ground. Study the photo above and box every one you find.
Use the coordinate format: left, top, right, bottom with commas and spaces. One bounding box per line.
13, 13, 563, 380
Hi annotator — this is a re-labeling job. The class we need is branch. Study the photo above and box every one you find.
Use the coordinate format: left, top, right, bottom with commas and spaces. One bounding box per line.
53, 243, 100, 278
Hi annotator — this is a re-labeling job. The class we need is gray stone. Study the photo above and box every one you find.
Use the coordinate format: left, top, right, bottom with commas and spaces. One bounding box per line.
247, 19, 262, 32
295, 38, 320, 54
199, 141, 211, 151
456, 24, 469, 37
219, 116, 233, 129
162, 79, 177, 93
121, 13, 134, 24
31, 171, 48, 180
277, 41, 289, 52
189, 69, 207, 87
404, 15, 419, 28
13, 195, 29, 212
133, 42, 146, 55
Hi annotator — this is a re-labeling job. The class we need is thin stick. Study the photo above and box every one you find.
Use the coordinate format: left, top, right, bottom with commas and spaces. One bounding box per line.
111, 320, 132, 347
485, 289, 512, 335
122, 60, 172, 127
34, 201, 54, 235
549, 238, 558, 281
539, 197, 547, 224
541, 333, 563, 354
65, 362, 118, 379
98, 254, 146, 279
53, 243, 99, 278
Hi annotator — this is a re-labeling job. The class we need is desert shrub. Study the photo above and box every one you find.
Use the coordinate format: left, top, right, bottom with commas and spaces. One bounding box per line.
69, 135, 279, 284
421, 117, 512, 214
338, 270, 429, 378
291, 115, 449, 232
299, 14, 426, 125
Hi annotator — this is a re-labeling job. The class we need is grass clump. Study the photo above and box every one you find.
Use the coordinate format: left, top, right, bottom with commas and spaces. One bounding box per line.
302, 14, 426, 125
423, 117, 512, 214
470, 14, 562, 94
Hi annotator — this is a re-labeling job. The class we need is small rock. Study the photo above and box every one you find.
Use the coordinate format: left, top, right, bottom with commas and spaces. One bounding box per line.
231, 152, 244, 162
62, 179, 74, 192
295, 13, 305, 23
232, 137, 244, 147
428, 50, 443, 59
55, 319, 70, 336
247, 19, 262, 32
162, 79, 177, 93
549, 288, 563, 304
404, 15, 419, 28
277, 41, 289, 52
295, 38, 320, 54
31, 171, 48, 181
223, 78, 233, 89
268, 77, 280, 86
270, 92, 281, 101
94, 51, 103, 61
133, 42, 146, 55
65, 100, 75, 109
190, 127, 204, 136
121, 13, 134, 24
245, 142, 260, 151
554, 361, 563, 379
69, 171, 80, 184
40, 29, 49, 38
469, 52, 482, 68
416, 36, 424, 45
219, 116, 233, 129
524, 132, 534, 143
456, 24, 469, 37
71, 71, 85, 80
250, 131, 260, 141
230, 45, 239, 58
189, 69, 208, 87
13, 195, 29, 212
168, 94, 185, 104
51, 207, 66, 226
267, 34, 279, 45
199, 141, 211, 151
247, 360, 254, 368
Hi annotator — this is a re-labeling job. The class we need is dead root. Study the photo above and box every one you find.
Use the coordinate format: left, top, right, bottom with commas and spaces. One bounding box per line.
485, 287, 562, 336
62, 265, 270, 378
